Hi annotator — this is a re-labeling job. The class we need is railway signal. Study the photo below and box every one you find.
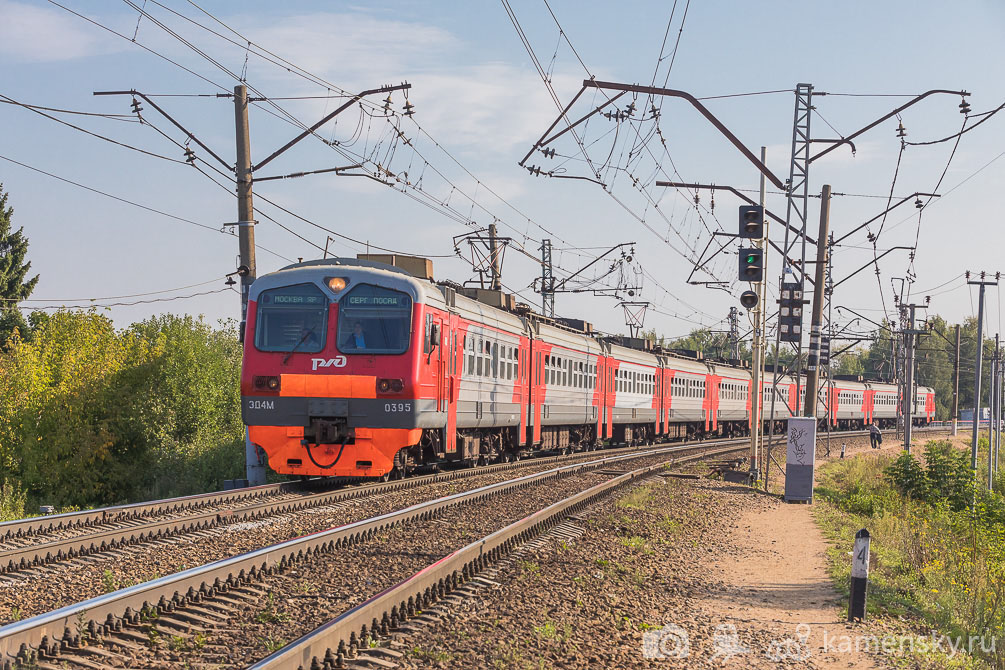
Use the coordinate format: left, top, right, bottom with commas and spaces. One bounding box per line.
819, 336, 830, 367
738, 248, 763, 282
740, 290, 758, 310
779, 281, 805, 343
738, 205, 764, 239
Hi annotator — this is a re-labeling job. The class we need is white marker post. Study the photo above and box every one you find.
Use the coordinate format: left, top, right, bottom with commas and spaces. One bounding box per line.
848, 528, 870, 621
784, 416, 817, 502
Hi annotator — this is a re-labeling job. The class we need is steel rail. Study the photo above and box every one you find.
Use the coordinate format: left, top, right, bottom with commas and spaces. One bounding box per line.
251, 445, 742, 670
0, 479, 313, 542
0, 426, 949, 668
0, 441, 712, 573
255, 426, 952, 669
0, 436, 712, 543
0, 426, 946, 574
0, 441, 733, 669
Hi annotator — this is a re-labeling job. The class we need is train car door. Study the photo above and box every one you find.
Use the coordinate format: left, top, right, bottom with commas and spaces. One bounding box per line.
528, 332, 543, 446
707, 374, 722, 433
435, 316, 455, 454
605, 357, 616, 440
515, 336, 529, 447
444, 314, 459, 453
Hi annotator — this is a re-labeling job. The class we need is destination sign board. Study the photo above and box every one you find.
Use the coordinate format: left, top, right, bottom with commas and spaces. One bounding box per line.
272, 294, 325, 305
345, 294, 410, 308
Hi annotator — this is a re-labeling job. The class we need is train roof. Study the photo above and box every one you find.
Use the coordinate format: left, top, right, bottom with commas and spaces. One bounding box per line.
256, 258, 938, 394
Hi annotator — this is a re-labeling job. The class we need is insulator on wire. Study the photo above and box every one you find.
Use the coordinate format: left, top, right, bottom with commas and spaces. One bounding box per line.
382, 94, 393, 112
541, 147, 556, 159
130, 98, 143, 114
184, 147, 196, 164
915, 198, 923, 209
402, 99, 415, 116
960, 98, 971, 115
896, 122, 907, 138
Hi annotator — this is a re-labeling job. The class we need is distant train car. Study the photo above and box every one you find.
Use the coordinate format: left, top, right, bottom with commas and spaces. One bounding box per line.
241, 257, 936, 479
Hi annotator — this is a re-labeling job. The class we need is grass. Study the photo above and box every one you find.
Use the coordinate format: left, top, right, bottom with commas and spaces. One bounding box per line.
617, 485, 654, 511
814, 440, 1005, 669
533, 620, 572, 642
410, 647, 454, 662
255, 591, 290, 624
260, 636, 286, 653
101, 569, 119, 594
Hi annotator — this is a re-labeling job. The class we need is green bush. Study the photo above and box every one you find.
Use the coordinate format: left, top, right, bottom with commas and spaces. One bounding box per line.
883, 441, 974, 512
0, 310, 244, 508
819, 441, 1005, 667
0, 479, 25, 522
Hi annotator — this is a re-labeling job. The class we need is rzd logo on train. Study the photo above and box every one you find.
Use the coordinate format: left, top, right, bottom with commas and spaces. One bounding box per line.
312, 356, 347, 370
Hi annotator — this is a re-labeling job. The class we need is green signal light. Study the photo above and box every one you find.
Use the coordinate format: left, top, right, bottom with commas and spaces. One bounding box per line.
745, 254, 757, 263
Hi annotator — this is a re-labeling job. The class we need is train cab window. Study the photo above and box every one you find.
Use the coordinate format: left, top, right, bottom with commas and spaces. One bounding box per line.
254, 283, 328, 353
336, 284, 412, 354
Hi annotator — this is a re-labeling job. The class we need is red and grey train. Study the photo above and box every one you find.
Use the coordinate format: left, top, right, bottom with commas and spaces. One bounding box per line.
241, 258, 935, 479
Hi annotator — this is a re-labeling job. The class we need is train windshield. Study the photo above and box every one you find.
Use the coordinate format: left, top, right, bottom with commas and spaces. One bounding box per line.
254, 283, 328, 353
337, 283, 412, 354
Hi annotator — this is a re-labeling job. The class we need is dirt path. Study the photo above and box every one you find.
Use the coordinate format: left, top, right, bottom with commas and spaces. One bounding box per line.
697, 496, 875, 668
693, 431, 950, 668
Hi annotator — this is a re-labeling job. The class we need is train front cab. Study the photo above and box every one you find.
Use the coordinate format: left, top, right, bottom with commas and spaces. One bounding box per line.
241, 260, 444, 479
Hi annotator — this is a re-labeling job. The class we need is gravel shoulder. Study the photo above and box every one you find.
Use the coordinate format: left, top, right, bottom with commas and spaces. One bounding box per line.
395, 432, 949, 669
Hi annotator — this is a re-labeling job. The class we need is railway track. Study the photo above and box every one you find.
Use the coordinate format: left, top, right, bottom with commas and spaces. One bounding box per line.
0, 426, 949, 669
0, 435, 773, 581
0, 426, 945, 583
0, 441, 743, 670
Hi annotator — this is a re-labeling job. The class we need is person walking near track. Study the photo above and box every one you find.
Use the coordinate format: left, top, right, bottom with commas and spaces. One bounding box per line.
869, 423, 882, 449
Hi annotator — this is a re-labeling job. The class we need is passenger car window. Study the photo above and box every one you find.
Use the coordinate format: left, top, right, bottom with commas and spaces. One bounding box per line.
255, 282, 327, 353
337, 284, 412, 354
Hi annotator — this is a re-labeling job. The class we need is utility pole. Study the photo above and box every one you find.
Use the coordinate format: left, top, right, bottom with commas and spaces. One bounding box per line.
234, 84, 266, 487
540, 238, 555, 317
749, 147, 768, 483
804, 184, 831, 417
992, 351, 1000, 476
900, 303, 927, 452
234, 85, 257, 332
990, 336, 999, 491
728, 306, 740, 360
488, 222, 502, 291
95, 83, 412, 489
968, 273, 998, 476
953, 324, 961, 436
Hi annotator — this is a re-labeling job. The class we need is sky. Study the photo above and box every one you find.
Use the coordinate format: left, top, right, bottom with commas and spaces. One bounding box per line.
1, 0, 1004, 344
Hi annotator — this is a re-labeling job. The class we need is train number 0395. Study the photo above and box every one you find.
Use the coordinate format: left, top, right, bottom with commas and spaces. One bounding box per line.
384, 402, 412, 413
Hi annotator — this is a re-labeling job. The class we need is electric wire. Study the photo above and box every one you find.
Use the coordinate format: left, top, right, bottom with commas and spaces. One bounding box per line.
27, 287, 234, 310
47, 0, 230, 92
9, 276, 226, 303
0, 93, 187, 165
0, 153, 292, 263
0, 99, 137, 121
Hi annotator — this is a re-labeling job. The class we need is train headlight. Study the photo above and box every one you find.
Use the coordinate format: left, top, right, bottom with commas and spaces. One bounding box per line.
326, 277, 349, 292
254, 375, 281, 392
377, 378, 404, 393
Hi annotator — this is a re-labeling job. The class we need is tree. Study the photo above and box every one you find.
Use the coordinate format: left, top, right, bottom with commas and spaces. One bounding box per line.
0, 185, 38, 345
